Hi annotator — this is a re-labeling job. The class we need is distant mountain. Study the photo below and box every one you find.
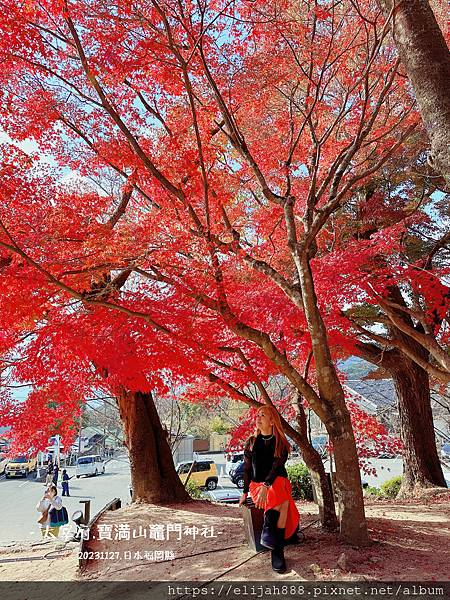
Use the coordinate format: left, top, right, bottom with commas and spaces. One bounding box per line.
337, 356, 376, 379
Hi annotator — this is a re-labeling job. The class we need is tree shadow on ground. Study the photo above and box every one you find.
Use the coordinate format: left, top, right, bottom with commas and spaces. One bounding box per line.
79, 500, 450, 581
285, 503, 450, 581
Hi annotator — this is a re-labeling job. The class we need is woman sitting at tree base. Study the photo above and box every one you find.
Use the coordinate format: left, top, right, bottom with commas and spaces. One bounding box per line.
239, 405, 300, 573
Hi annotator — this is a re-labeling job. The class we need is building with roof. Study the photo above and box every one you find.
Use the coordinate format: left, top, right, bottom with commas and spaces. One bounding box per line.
307, 378, 450, 454
345, 379, 398, 431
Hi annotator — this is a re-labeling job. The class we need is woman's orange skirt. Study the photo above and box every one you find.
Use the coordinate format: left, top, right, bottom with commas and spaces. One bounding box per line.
249, 476, 300, 540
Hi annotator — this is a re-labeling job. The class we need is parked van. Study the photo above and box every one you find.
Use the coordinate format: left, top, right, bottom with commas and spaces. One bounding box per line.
76, 455, 106, 478
5, 455, 37, 478
177, 460, 218, 490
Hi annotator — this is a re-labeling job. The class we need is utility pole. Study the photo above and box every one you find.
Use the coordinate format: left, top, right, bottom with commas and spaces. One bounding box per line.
103, 400, 107, 457
78, 412, 83, 459
56, 434, 61, 468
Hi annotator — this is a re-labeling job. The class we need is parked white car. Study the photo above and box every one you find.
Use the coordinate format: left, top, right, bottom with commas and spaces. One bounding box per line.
225, 452, 244, 476
76, 455, 106, 478
0, 455, 9, 475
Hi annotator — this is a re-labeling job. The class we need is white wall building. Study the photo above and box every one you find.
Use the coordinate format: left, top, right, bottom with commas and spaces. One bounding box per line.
171, 434, 194, 465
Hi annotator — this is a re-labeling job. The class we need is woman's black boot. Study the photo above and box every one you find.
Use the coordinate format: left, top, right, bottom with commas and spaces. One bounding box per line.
271, 527, 287, 573
260, 509, 280, 550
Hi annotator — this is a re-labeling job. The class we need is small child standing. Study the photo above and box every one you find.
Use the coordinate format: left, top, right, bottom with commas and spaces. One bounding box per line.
45, 463, 53, 487
61, 469, 73, 496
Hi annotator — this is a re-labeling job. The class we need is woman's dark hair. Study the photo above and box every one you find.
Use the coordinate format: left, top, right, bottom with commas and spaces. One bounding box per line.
48, 484, 58, 497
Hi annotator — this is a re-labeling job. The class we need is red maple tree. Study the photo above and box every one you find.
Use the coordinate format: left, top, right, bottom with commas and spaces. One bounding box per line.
0, 0, 438, 542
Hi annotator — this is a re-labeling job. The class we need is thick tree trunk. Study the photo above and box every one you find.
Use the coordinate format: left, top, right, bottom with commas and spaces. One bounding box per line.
328, 415, 369, 544
391, 357, 446, 496
379, 0, 450, 183
117, 388, 191, 503
300, 440, 338, 531
288, 394, 338, 530
297, 255, 368, 544
357, 283, 447, 497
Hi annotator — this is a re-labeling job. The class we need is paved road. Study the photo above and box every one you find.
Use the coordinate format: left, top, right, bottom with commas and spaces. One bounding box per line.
0, 457, 132, 545
0, 457, 238, 545
360, 458, 403, 487
5, 453, 439, 545
321, 457, 404, 488
203, 453, 409, 488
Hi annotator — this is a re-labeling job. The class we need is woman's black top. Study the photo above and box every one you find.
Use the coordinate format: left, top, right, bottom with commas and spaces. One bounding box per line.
242, 434, 288, 494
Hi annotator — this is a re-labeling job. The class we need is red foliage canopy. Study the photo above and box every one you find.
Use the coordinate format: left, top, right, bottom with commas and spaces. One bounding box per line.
0, 0, 443, 457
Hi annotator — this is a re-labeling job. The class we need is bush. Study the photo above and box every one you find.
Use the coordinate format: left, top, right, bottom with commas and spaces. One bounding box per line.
380, 475, 402, 498
286, 463, 314, 501
364, 485, 382, 497
210, 416, 229, 435
185, 479, 203, 499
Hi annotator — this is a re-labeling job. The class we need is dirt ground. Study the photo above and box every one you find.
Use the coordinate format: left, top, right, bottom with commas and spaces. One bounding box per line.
1, 496, 449, 582
0, 539, 79, 581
